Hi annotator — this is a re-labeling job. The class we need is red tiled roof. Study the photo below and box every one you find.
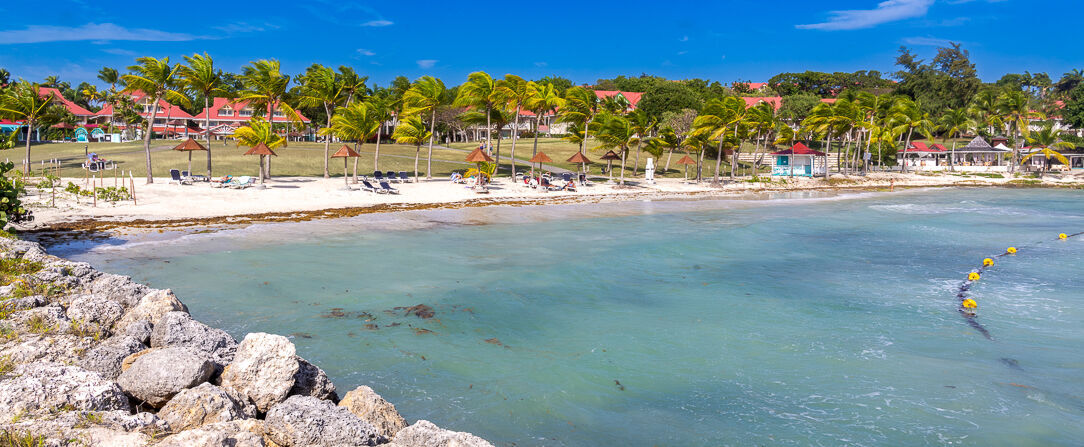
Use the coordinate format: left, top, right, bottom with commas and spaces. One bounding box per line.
39, 87, 95, 116
772, 142, 826, 156
594, 90, 643, 107
931, 143, 948, 151
194, 97, 310, 123
736, 82, 768, 90
97, 90, 194, 119
743, 96, 835, 110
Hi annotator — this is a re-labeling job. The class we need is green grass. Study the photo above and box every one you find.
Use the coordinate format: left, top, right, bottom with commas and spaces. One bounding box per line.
0, 430, 46, 447
0, 259, 42, 287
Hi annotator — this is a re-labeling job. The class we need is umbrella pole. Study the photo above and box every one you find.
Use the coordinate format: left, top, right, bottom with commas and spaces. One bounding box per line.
344, 158, 349, 186
187, 151, 192, 175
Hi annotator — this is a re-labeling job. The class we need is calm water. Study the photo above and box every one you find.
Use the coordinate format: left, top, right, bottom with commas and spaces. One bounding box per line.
53, 188, 1083, 446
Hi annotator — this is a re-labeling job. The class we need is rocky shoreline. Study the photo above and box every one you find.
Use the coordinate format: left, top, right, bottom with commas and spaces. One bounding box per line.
0, 237, 493, 447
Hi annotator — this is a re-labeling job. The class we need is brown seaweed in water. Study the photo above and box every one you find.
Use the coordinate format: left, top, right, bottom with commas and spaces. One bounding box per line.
364, 324, 379, 330
394, 304, 435, 319
289, 332, 314, 339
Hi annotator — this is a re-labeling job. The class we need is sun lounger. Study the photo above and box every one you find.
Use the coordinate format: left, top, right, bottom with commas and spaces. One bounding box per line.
399, 171, 409, 183
373, 171, 385, 182
378, 181, 399, 194
362, 179, 386, 194
210, 176, 233, 188
170, 169, 192, 185
228, 176, 254, 189
386, 171, 399, 183
562, 173, 572, 183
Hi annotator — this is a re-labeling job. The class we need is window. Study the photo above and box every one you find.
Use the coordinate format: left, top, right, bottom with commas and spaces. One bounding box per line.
273, 111, 285, 117
219, 107, 234, 117
239, 108, 253, 117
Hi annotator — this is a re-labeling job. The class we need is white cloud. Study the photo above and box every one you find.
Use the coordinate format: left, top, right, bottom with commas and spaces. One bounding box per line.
677, 50, 688, 55
416, 59, 437, 69
534, 62, 547, 67
356, 48, 376, 56
0, 23, 202, 44
680, 35, 689, 42
362, 20, 394, 27
903, 36, 955, 46
103, 48, 138, 56
797, 0, 934, 31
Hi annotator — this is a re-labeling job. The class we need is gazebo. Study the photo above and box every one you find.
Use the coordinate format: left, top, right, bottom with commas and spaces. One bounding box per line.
951, 137, 1008, 168
771, 143, 826, 177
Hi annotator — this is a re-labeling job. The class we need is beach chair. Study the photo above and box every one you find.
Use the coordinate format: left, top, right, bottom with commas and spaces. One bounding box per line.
362, 179, 386, 194
378, 181, 399, 194
398, 171, 409, 183
210, 176, 233, 188
562, 173, 572, 183
386, 171, 399, 183
170, 169, 192, 185
228, 176, 254, 189
373, 171, 385, 182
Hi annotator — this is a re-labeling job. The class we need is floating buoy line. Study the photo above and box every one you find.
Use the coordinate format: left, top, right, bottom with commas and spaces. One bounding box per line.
955, 231, 1083, 340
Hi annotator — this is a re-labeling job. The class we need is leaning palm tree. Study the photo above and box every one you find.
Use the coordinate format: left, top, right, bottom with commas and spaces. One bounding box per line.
392, 115, 432, 182
237, 59, 294, 180
401, 76, 445, 180
122, 56, 190, 183
453, 72, 497, 156
298, 64, 346, 178
525, 81, 564, 159
0, 81, 54, 167
366, 94, 394, 171
593, 114, 640, 186
693, 97, 745, 183
558, 86, 599, 158
997, 90, 1041, 172
654, 126, 683, 172
180, 52, 228, 177
627, 109, 657, 175
1023, 123, 1075, 176
97, 67, 120, 132
232, 118, 284, 185
937, 108, 970, 171
321, 101, 378, 182
492, 75, 531, 179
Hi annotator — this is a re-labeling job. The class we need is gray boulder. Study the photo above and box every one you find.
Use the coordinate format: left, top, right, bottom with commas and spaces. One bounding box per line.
150, 311, 237, 367
338, 386, 407, 438
80, 335, 147, 380
289, 357, 338, 402
158, 382, 257, 431
220, 333, 299, 413
15, 305, 71, 334
67, 294, 125, 334
123, 319, 154, 345
114, 288, 187, 331
0, 333, 94, 364
265, 395, 384, 446
84, 273, 149, 309
156, 420, 267, 447
0, 362, 129, 420
391, 420, 494, 447
116, 347, 214, 408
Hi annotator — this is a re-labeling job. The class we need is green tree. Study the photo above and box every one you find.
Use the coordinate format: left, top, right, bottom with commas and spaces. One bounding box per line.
122, 57, 190, 183
321, 101, 378, 182
627, 109, 656, 175
232, 118, 284, 185
179, 53, 228, 177
525, 81, 563, 158
338, 66, 369, 105
937, 108, 970, 171
401, 76, 445, 180
298, 64, 346, 178
492, 75, 531, 178
637, 81, 702, 119
1023, 123, 1075, 175
391, 115, 432, 182
778, 93, 821, 122
453, 72, 497, 158
693, 97, 746, 182
0, 81, 64, 168
237, 60, 295, 180
593, 114, 639, 185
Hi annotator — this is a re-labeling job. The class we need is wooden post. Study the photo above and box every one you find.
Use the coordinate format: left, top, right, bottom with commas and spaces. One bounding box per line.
114, 165, 118, 187
92, 173, 97, 207
129, 171, 137, 205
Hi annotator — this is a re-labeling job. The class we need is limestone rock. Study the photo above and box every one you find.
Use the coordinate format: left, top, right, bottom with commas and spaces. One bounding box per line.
150, 311, 237, 367
265, 395, 384, 446
80, 335, 147, 380
0, 362, 129, 420
15, 305, 71, 334
84, 273, 150, 309
392, 420, 494, 447
158, 382, 256, 431
220, 333, 299, 413
123, 319, 153, 345
116, 346, 214, 408
156, 420, 267, 447
289, 357, 337, 402
77, 427, 152, 447
114, 288, 187, 331
338, 386, 407, 438
67, 294, 125, 334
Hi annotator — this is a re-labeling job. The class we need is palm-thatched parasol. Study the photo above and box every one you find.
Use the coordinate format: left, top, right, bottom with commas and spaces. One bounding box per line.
173, 137, 208, 175
676, 154, 697, 181
465, 147, 494, 185
567, 152, 591, 177
244, 142, 277, 184
528, 151, 553, 182
600, 150, 621, 182
331, 144, 361, 187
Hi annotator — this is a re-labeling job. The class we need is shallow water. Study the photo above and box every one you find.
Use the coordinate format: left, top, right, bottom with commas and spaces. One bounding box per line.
55, 188, 1084, 446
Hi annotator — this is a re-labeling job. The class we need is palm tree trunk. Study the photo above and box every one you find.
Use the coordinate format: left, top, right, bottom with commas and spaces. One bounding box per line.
619, 146, 627, 185
205, 96, 213, 177
713, 137, 723, 184
414, 143, 421, 182
485, 105, 492, 156
352, 141, 360, 183
426, 109, 436, 180
509, 106, 521, 179
633, 139, 643, 178
532, 114, 541, 157
374, 125, 382, 171
665, 148, 674, 172
265, 101, 275, 180
901, 127, 914, 174
323, 103, 332, 178
731, 139, 740, 179
143, 98, 160, 183
950, 138, 957, 171
823, 134, 831, 179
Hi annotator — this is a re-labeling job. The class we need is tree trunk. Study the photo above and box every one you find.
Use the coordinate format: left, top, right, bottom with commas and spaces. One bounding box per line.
426, 109, 436, 180
665, 148, 674, 172
509, 106, 521, 179
352, 141, 360, 182
143, 97, 160, 183
619, 146, 627, 185
374, 125, 383, 171
485, 105, 492, 156
205, 96, 213, 177
532, 114, 541, 157
823, 134, 831, 179
323, 103, 332, 178
414, 143, 421, 182
23, 119, 34, 172
713, 133, 724, 184
949, 138, 957, 171
901, 127, 914, 174
633, 139, 643, 178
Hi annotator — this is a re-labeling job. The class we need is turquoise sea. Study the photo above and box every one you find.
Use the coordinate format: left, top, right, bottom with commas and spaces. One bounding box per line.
51, 188, 1083, 446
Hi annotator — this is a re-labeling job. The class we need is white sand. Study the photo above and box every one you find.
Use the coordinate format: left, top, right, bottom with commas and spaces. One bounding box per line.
20, 171, 1084, 228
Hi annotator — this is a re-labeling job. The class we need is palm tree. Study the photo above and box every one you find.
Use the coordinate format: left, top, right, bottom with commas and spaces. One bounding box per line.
42, 75, 61, 88
653, 127, 683, 173
453, 72, 497, 157
97, 67, 120, 132
744, 102, 778, 174
558, 86, 600, 161
627, 109, 656, 175
298, 64, 346, 178
937, 108, 969, 171
321, 101, 378, 181
237, 59, 294, 180
968, 90, 1001, 136
392, 115, 432, 182
366, 94, 394, 171
401, 76, 445, 180
693, 97, 745, 183
122, 56, 190, 183
179, 53, 227, 177
492, 75, 531, 179
525, 81, 563, 160
1023, 123, 1075, 176
888, 98, 933, 174
681, 132, 713, 182
338, 66, 369, 105
997, 90, 1040, 172
0, 81, 54, 167
593, 114, 639, 185
232, 118, 283, 185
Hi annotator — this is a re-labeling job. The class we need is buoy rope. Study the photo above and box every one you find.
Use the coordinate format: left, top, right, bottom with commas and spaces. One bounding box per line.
955, 231, 1080, 340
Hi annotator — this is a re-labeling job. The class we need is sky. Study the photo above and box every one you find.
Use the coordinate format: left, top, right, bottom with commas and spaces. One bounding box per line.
0, 0, 1079, 88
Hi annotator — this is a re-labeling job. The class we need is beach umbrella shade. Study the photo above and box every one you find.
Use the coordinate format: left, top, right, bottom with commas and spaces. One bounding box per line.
465, 147, 494, 184
600, 150, 621, 182
567, 152, 592, 177
244, 142, 277, 181
330, 144, 362, 186
172, 137, 208, 175
676, 155, 697, 181
528, 151, 553, 183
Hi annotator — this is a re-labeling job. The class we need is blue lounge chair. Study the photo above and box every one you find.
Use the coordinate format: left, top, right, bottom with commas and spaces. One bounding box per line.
399, 171, 410, 183
373, 171, 385, 182
378, 181, 399, 194
386, 171, 399, 183
362, 179, 386, 194
170, 169, 192, 185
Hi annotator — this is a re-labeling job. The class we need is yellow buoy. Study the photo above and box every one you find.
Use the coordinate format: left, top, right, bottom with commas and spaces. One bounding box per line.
1059, 233, 1068, 240
1007, 247, 1017, 254
983, 258, 995, 267
968, 272, 981, 281
962, 299, 977, 309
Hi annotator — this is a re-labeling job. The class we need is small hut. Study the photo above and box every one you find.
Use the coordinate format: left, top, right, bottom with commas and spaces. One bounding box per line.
771, 143, 826, 177
952, 137, 1008, 168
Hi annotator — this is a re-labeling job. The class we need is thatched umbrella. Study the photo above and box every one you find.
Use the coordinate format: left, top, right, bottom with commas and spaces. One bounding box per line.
244, 142, 277, 185
465, 147, 494, 185
528, 151, 553, 183
599, 150, 621, 182
172, 137, 208, 175
567, 152, 591, 178
676, 155, 697, 181
331, 144, 361, 187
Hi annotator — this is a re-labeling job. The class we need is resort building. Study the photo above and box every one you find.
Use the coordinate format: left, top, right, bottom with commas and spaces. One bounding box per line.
900, 141, 948, 169
94, 90, 195, 137
39, 87, 96, 126
193, 98, 312, 139
770, 142, 827, 177
517, 90, 644, 137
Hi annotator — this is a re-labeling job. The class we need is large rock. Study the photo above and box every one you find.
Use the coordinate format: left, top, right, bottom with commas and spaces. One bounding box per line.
339, 386, 407, 438
0, 362, 129, 420
290, 357, 337, 401
156, 420, 267, 447
220, 333, 299, 413
67, 294, 125, 334
158, 382, 256, 431
15, 305, 71, 334
391, 420, 494, 447
150, 311, 237, 367
265, 395, 384, 446
84, 273, 149, 309
3, 410, 168, 447
116, 347, 214, 408
80, 335, 147, 380
0, 333, 94, 364
114, 289, 188, 331
123, 319, 153, 345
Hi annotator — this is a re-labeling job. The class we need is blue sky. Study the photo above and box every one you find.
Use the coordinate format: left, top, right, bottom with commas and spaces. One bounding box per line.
0, 0, 1078, 88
